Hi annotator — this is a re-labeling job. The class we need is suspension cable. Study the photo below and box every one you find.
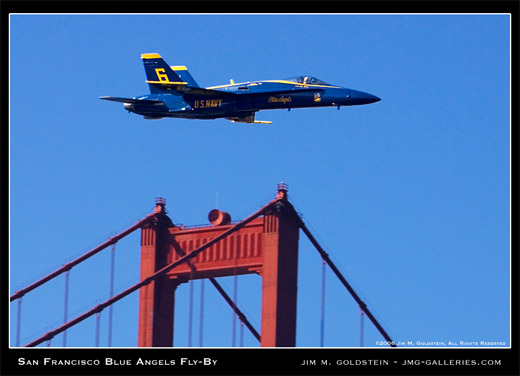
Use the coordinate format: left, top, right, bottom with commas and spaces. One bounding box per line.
24, 199, 276, 347
231, 233, 241, 347
208, 278, 260, 342
62, 270, 70, 347
231, 274, 238, 347
168, 233, 258, 347
299, 221, 397, 347
107, 243, 115, 347
360, 307, 365, 347
240, 322, 244, 347
167, 221, 263, 346
320, 258, 326, 347
198, 279, 204, 347
10, 213, 156, 302
187, 275, 194, 347
16, 298, 22, 347
95, 312, 101, 347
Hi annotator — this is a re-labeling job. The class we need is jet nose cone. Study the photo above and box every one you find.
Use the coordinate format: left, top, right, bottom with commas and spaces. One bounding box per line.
349, 90, 381, 105
363, 92, 381, 104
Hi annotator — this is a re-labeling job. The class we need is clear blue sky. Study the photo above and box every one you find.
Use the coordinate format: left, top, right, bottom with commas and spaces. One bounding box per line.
9, 14, 510, 349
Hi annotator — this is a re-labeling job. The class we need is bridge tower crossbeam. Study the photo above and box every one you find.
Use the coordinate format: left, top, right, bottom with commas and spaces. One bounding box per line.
138, 184, 300, 347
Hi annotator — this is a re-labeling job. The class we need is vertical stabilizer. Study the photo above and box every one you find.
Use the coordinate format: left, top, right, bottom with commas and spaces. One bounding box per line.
141, 53, 186, 94
170, 66, 200, 88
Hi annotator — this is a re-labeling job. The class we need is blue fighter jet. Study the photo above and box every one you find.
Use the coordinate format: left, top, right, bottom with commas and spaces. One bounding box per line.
100, 53, 380, 124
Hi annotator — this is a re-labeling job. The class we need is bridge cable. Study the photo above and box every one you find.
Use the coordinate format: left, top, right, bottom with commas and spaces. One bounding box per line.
231, 248, 240, 347
231, 273, 238, 347
63, 270, 70, 347
168, 240, 257, 347
187, 271, 194, 347
24, 200, 275, 347
16, 298, 22, 347
360, 307, 365, 347
198, 279, 205, 347
208, 278, 260, 342
240, 322, 244, 347
171, 242, 196, 347
298, 221, 397, 347
108, 243, 115, 347
95, 312, 101, 347
10, 213, 156, 302
320, 258, 326, 347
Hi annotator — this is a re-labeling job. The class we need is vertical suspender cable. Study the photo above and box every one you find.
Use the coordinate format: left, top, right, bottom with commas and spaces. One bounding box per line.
231, 274, 238, 347
10, 213, 156, 303
187, 275, 194, 347
360, 308, 365, 347
209, 278, 260, 342
299, 223, 397, 347
198, 279, 205, 347
95, 312, 101, 347
231, 240, 240, 348
240, 322, 244, 347
25, 200, 275, 348
107, 244, 115, 347
63, 270, 70, 347
320, 258, 326, 347
16, 298, 22, 347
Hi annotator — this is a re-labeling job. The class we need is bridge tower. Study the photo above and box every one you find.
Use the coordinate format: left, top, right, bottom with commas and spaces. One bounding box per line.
137, 183, 300, 347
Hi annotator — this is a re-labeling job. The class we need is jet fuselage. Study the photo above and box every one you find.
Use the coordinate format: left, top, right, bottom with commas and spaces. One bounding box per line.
101, 54, 380, 124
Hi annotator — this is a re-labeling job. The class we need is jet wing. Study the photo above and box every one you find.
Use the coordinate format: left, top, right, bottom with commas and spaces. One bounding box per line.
99, 96, 163, 104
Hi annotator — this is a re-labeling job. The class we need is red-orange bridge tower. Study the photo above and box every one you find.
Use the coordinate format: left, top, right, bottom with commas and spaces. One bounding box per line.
14, 183, 395, 348
139, 183, 299, 347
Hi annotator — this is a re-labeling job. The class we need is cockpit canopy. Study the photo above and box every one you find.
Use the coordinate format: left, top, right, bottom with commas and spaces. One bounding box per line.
285, 76, 329, 85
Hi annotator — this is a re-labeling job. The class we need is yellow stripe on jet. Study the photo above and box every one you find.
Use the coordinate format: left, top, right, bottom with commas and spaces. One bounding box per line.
262, 80, 341, 88
207, 80, 340, 90
170, 66, 188, 71
141, 53, 162, 59
207, 81, 250, 89
146, 80, 188, 85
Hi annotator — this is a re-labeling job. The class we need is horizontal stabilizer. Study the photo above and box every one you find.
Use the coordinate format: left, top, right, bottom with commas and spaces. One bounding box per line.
99, 96, 163, 104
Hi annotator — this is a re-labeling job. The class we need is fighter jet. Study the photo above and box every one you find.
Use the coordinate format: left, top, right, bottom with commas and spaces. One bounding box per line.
100, 53, 380, 124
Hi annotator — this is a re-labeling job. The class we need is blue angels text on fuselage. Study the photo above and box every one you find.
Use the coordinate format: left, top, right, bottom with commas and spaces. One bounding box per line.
100, 53, 380, 124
